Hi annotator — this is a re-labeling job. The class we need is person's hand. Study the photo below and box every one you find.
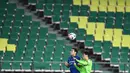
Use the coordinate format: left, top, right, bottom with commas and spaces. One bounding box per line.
65, 62, 69, 66
73, 57, 77, 60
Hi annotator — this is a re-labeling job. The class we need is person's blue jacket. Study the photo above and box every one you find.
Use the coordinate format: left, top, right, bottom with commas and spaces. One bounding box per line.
68, 55, 80, 73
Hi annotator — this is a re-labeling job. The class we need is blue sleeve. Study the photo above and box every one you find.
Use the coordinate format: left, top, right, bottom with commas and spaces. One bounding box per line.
68, 57, 70, 63
76, 56, 80, 64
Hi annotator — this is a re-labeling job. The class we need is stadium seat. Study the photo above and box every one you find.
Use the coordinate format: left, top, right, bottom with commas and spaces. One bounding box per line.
0, 38, 8, 52
109, 0, 116, 5
93, 41, 102, 54
73, 0, 81, 6
90, 5, 98, 11
99, 0, 108, 6
108, 6, 116, 12
117, 0, 125, 6
121, 35, 130, 48
86, 22, 96, 35
82, 0, 90, 5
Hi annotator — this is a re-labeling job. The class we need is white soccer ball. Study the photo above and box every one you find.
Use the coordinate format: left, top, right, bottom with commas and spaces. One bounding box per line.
68, 33, 76, 40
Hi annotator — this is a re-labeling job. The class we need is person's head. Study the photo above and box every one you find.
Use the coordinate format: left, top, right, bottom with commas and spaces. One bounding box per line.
82, 51, 89, 60
70, 48, 78, 56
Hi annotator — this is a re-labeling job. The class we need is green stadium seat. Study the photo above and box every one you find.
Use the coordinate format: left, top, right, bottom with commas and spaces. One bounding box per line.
77, 28, 86, 35
36, 3, 43, 11
64, 0, 72, 4
60, 22, 69, 30
4, 20, 13, 27
61, 15, 69, 22
119, 64, 129, 72
6, 3, 16, 14
1, 62, 11, 69
80, 5, 90, 12
28, 0, 37, 4
114, 18, 123, 28
47, 33, 56, 39
16, 8, 24, 15
22, 21, 31, 27
88, 17, 97, 22
63, 4, 70, 11
47, 39, 56, 46
97, 17, 105, 22
12, 62, 20, 69
76, 35, 85, 42
93, 41, 102, 54
10, 33, 18, 39
13, 20, 22, 27
51, 63, 61, 70
56, 40, 65, 46
8, 38, 17, 44
92, 63, 102, 72
33, 62, 49, 69
31, 21, 40, 27
22, 62, 31, 69
3, 51, 14, 61
23, 15, 32, 21
110, 58, 119, 67
111, 47, 119, 58
68, 28, 76, 34
107, 12, 115, 17
69, 23, 78, 29
79, 10, 88, 16
36, 39, 46, 46
52, 15, 60, 23
6, 14, 14, 21
27, 39, 36, 49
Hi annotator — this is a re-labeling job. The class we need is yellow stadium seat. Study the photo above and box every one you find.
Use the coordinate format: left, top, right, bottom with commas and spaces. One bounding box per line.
73, 0, 81, 5
90, 5, 98, 11
112, 40, 121, 47
78, 16, 88, 29
70, 16, 79, 23
126, 0, 130, 6
117, 0, 125, 6
99, 5, 107, 12
82, 0, 90, 5
94, 34, 104, 41
96, 23, 105, 29
79, 16, 88, 23
113, 29, 122, 37
99, 0, 108, 6
91, 0, 99, 5
108, 6, 116, 12
104, 35, 113, 41
78, 22, 87, 29
95, 29, 104, 34
86, 28, 95, 35
109, 0, 116, 6
113, 36, 122, 47
7, 44, 16, 52
125, 6, 130, 12
0, 38, 8, 52
104, 29, 113, 41
86, 22, 96, 35
116, 6, 124, 12
121, 35, 130, 47
95, 28, 104, 41
94, 29, 104, 41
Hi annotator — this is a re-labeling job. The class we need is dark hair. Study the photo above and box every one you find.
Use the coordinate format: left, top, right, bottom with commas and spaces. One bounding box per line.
82, 50, 89, 56
72, 48, 78, 54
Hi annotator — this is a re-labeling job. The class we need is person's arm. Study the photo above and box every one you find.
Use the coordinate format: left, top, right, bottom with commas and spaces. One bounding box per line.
74, 57, 88, 65
74, 63, 81, 71
65, 62, 70, 68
